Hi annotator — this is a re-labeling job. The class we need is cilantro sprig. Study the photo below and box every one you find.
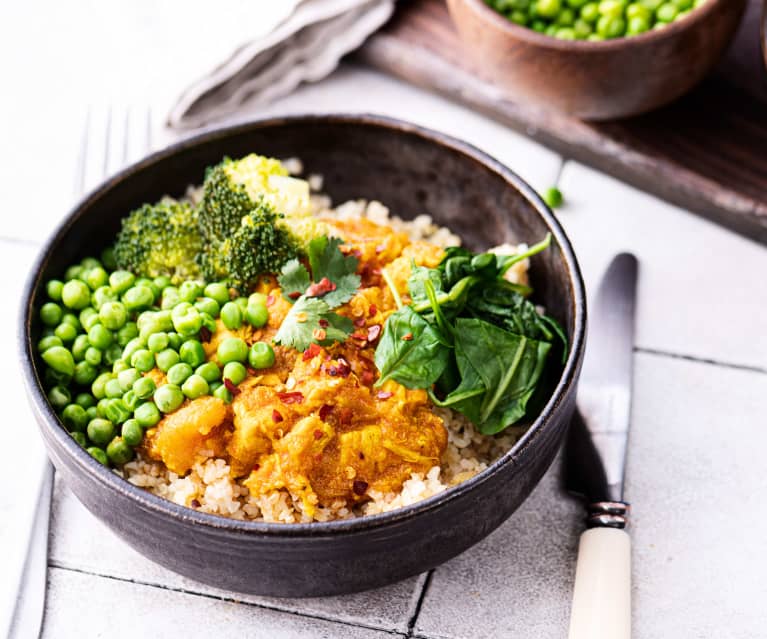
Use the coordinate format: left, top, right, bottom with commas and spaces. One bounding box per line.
274, 236, 360, 351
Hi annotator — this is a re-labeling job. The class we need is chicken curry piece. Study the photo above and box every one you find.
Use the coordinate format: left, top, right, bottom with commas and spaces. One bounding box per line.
145, 215, 448, 515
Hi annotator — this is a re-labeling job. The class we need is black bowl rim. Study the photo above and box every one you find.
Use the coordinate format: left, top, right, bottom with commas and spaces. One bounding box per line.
19, 113, 586, 537
459, 0, 739, 52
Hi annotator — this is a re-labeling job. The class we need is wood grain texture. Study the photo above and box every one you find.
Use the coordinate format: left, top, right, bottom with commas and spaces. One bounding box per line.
358, 0, 767, 244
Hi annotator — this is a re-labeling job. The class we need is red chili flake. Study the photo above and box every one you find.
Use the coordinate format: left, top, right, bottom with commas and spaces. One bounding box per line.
306, 277, 337, 298
375, 244, 386, 254
377, 391, 394, 400
277, 391, 304, 404
266, 294, 275, 307
288, 291, 301, 300
271, 410, 283, 423
319, 404, 333, 421
336, 358, 351, 377
253, 464, 260, 471
247, 367, 258, 376
401, 333, 414, 341
353, 316, 366, 328
303, 343, 321, 361
352, 480, 368, 496
199, 326, 212, 343
351, 331, 368, 341
318, 318, 329, 328
313, 429, 323, 440
190, 499, 201, 508
367, 324, 381, 342
223, 378, 240, 395
368, 304, 377, 317
338, 407, 353, 425
361, 370, 375, 386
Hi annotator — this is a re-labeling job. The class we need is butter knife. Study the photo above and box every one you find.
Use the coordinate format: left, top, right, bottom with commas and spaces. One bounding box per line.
565, 253, 639, 639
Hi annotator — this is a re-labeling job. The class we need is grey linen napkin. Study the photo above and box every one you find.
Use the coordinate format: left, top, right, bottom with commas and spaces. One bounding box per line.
167, 0, 394, 129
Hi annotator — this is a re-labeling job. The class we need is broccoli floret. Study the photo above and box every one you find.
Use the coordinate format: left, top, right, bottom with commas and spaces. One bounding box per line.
199, 154, 312, 241
113, 199, 202, 283
198, 200, 301, 292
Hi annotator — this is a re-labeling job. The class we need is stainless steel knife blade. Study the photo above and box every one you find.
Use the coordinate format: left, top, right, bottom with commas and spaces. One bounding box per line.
564, 253, 638, 508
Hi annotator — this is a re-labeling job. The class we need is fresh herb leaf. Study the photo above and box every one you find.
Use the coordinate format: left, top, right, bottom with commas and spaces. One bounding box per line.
278, 258, 311, 301
273, 296, 352, 351
407, 264, 444, 306
321, 273, 359, 308
307, 236, 359, 286
374, 306, 450, 389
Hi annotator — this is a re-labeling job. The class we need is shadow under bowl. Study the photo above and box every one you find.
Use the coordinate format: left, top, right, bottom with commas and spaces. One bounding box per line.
19, 114, 586, 597
447, 0, 748, 121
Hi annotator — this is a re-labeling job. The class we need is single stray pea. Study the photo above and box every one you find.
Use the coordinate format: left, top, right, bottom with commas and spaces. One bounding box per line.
543, 186, 564, 209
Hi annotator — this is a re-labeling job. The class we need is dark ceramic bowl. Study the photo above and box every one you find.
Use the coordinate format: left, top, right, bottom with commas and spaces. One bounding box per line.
19, 115, 585, 597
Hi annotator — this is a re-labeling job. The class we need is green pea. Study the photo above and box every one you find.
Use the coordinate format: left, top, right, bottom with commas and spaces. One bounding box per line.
195, 297, 220, 317
234, 297, 248, 311
181, 374, 209, 399
104, 343, 123, 366
180, 340, 205, 368
166, 332, 183, 351
116, 322, 139, 347
204, 282, 231, 306
248, 342, 275, 369
91, 285, 118, 310
556, 7, 576, 24
131, 349, 155, 373
147, 332, 169, 353
153, 275, 171, 290
75, 392, 97, 409
96, 398, 110, 418
627, 14, 650, 33
117, 367, 142, 392
217, 337, 248, 365
87, 323, 113, 350
167, 362, 193, 385
80, 257, 101, 270
101, 247, 117, 270
223, 361, 247, 385
122, 419, 144, 446
48, 385, 71, 410
200, 312, 216, 334
122, 390, 142, 412
195, 362, 221, 384
123, 286, 155, 311
87, 446, 109, 466
91, 372, 114, 399
72, 431, 88, 448
535, 0, 561, 17
104, 398, 131, 424
160, 286, 180, 310
42, 346, 75, 377
61, 313, 81, 329
79, 307, 100, 331
61, 404, 89, 432
61, 279, 91, 310
109, 270, 135, 294
135, 278, 160, 299
171, 303, 203, 337
121, 337, 146, 363
46, 280, 64, 302
84, 266, 109, 291
105, 378, 124, 399
179, 281, 203, 303
54, 322, 78, 343
574, 17, 593, 36
64, 265, 83, 281
87, 418, 116, 446
44, 367, 71, 387
245, 301, 268, 328
99, 301, 128, 330
106, 437, 134, 465
132, 376, 156, 400
656, 2, 678, 21
84, 346, 102, 366
155, 348, 180, 372
213, 384, 233, 404
112, 359, 129, 374
73, 361, 98, 386
544, 186, 564, 208
134, 401, 161, 427
597, 14, 626, 37
40, 302, 63, 326
38, 335, 63, 353
220, 302, 242, 330
71, 334, 89, 361
154, 384, 184, 413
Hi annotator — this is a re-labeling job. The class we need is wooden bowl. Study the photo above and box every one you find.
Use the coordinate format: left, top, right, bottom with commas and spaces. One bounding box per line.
446, 0, 748, 121
19, 115, 586, 597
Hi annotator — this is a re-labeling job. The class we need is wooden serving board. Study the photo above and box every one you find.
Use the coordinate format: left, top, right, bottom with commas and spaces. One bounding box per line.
358, 0, 767, 244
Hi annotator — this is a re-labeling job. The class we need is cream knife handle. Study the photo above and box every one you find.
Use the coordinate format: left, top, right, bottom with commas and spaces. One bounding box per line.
568, 527, 631, 639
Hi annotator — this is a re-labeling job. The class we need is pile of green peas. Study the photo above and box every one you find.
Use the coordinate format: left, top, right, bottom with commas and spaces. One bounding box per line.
485, 0, 707, 40
38, 251, 276, 468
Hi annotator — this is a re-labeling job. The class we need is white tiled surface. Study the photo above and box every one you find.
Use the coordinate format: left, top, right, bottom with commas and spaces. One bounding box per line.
3, 5, 767, 636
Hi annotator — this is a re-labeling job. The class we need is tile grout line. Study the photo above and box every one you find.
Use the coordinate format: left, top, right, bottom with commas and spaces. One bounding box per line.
635, 346, 767, 376
405, 570, 433, 638
48, 562, 407, 637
